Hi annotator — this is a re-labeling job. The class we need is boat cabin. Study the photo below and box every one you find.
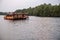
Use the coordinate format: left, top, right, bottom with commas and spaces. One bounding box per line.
4, 13, 28, 20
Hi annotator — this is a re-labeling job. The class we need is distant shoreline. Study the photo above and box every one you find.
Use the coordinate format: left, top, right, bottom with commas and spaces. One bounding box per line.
0, 14, 60, 17
0, 3, 60, 17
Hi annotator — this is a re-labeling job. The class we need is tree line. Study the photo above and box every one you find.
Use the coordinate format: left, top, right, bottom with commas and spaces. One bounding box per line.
15, 3, 60, 17
0, 12, 7, 15
0, 3, 60, 17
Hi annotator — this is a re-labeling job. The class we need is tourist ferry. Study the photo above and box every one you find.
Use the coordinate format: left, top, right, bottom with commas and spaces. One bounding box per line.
4, 12, 28, 20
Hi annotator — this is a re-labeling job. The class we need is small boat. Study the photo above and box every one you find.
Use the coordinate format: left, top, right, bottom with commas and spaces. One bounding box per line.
4, 13, 28, 20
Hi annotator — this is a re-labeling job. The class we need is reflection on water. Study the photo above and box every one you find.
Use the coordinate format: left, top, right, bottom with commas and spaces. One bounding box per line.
0, 16, 60, 40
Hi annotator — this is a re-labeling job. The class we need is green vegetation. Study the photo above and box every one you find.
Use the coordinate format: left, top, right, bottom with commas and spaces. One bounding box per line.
0, 12, 7, 15
15, 3, 60, 17
0, 3, 60, 17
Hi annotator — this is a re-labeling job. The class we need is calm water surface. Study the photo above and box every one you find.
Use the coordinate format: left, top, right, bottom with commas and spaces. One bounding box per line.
0, 16, 60, 40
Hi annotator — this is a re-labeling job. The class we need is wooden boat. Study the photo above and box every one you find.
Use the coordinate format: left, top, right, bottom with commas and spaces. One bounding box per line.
4, 13, 28, 20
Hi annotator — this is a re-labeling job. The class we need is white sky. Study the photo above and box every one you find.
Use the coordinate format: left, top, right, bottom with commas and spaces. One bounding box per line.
0, 0, 60, 12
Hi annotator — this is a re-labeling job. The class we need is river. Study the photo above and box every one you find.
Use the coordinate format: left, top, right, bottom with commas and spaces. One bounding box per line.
0, 16, 60, 40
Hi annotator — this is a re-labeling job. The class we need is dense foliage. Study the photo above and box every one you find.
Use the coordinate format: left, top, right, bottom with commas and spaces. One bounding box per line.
15, 3, 60, 17
0, 3, 60, 17
0, 12, 7, 15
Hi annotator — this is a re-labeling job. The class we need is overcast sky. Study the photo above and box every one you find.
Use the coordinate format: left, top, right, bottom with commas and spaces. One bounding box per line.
0, 0, 60, 12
